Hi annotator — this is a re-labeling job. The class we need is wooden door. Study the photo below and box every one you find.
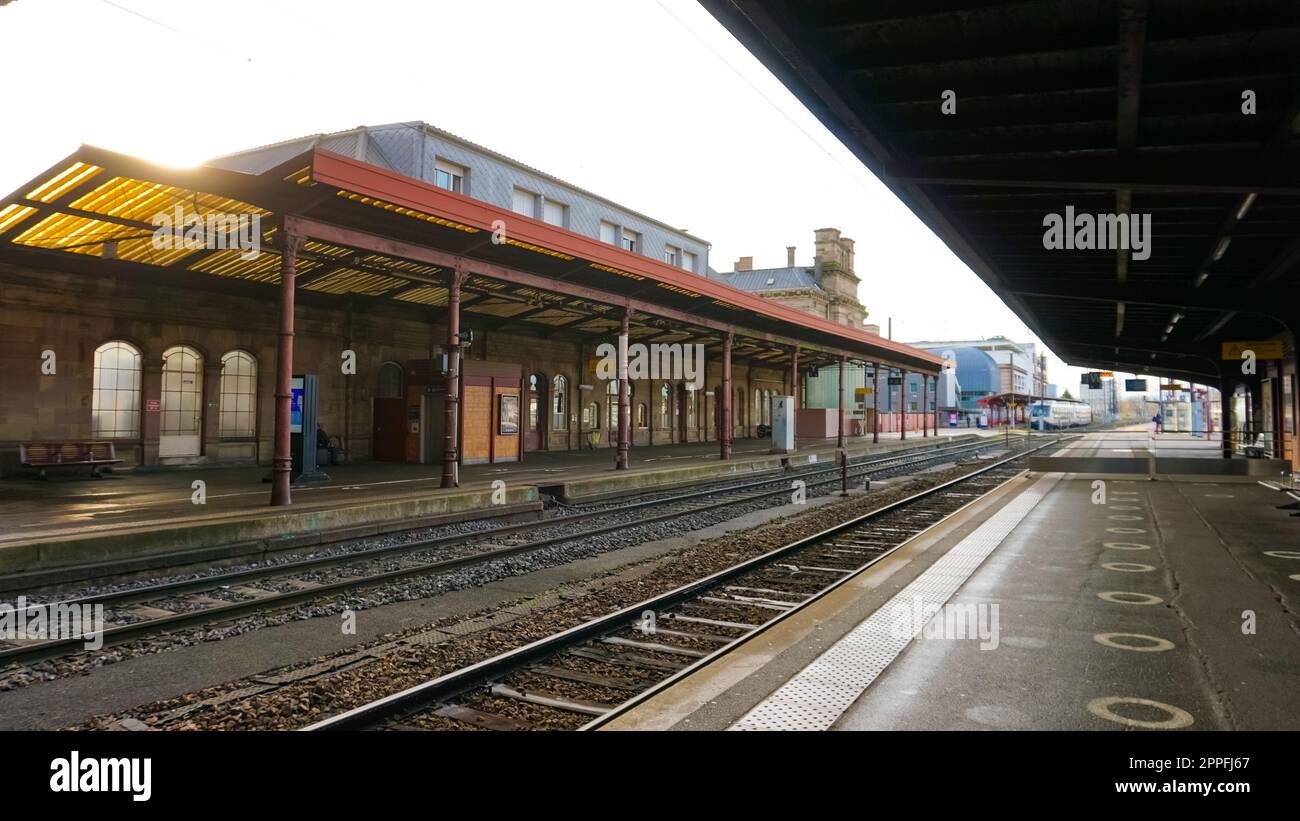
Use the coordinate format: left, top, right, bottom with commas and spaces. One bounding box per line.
372, 398, 407, 462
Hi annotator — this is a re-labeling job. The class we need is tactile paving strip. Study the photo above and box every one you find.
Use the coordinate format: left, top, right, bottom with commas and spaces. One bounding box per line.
729, 474, 1060, 731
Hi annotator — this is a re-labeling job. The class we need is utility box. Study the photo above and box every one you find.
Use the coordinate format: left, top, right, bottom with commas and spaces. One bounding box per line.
771, 395, 796, 452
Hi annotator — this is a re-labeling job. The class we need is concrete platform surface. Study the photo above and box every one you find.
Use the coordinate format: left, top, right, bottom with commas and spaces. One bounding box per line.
605, 433, 1300, 731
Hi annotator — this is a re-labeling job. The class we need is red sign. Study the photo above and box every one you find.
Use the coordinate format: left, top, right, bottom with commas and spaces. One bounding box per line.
145, 399, 161, 412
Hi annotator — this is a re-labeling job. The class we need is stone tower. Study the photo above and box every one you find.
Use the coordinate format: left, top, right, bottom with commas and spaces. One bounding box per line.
813, 228, 867, 327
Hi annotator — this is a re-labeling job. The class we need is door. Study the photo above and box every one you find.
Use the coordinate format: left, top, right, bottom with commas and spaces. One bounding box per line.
372, 362, 406, 462
159, 345, 203, 457
525, 373, 544, 452
372, 399, 407, 462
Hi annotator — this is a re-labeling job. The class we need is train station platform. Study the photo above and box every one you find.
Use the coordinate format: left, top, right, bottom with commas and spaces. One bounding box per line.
0, 429, 987, 583
603, 433, 1300, 731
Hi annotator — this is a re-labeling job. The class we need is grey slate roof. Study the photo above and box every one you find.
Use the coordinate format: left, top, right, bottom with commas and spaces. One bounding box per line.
204, 121, 710, 247
719, 266, 824, 293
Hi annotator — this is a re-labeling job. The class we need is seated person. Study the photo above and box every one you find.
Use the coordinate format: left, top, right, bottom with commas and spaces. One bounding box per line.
316, 423, 338, 465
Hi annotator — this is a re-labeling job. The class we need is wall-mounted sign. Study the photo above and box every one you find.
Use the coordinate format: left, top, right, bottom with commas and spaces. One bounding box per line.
145, 399, 161, 413
1160, 384, 1185, 392
1222, 340, 1284, 360
578, 384, 594, 391
290, 377, 304, 434
887, 376, 903, 385
854, 387, 874, 396
1124, 379, 1148, 392
499, 394, 520, 435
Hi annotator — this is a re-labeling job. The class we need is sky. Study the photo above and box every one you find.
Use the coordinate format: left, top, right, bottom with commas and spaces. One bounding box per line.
0, 0, 1152, 392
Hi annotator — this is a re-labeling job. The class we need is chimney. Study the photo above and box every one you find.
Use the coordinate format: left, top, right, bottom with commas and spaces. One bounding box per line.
735, 256, 753, 272
786, 246, 796, 267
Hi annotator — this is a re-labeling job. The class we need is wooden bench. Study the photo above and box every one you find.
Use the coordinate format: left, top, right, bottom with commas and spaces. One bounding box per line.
19, 441, 123, 479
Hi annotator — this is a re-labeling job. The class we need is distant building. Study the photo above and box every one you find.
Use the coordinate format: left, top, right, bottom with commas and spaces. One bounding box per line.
908, 337, 1044, 398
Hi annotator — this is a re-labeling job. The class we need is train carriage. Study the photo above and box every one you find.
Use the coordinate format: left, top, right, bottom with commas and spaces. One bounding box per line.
1029, 400, 1093, 429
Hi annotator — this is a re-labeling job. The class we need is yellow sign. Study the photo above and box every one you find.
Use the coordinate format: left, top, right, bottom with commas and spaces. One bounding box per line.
1099, 371, 1114, 377
854, 387, 874, 396
1160, 384, 1185, 392
1222, 341, 1284, 360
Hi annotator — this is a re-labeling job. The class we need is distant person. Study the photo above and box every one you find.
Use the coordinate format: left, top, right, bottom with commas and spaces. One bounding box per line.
1152, 413, 1164, 435
317, 423, 338, 465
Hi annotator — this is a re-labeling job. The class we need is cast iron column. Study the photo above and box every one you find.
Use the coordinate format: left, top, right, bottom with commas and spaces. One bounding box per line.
872, 363, 880, 443
442, 269, 466, 487
1221, 373, 1233, 459
616, 308, 630, 470
721, 331, 733, 460
836, 355, 846, 448
271, 232, 302, 506
790, 345, 800, 409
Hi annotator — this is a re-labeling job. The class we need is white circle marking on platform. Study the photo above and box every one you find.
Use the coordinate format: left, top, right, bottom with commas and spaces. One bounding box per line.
1291, 574, 1300, 582
1107, 527, 1147, 534
1103, 562, 1157, 572
1109, 505, 1140, 511
1094, 632, 1175, 652
1203, 493, 1235, 498
1108, 514, 1144, 521
1098, 591, 1164, 605
1264, 551, 1300, 560
1087, 697, 1194, 729
1104, 541, 1151, 551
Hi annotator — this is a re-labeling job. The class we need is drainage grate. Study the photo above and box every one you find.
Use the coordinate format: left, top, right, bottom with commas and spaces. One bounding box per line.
729, 474, 1060, 731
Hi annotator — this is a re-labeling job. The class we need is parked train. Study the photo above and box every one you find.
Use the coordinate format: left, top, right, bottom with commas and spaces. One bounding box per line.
1029, 400, 1093, 429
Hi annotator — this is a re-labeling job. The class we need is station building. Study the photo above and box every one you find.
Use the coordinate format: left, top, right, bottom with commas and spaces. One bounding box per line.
0, 121, 943, 499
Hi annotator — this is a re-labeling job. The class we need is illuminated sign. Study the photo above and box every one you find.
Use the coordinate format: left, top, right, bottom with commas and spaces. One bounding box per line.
1222, 341, 1284, 360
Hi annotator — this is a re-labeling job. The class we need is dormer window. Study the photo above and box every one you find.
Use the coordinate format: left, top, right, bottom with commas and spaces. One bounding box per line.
434, 159, 465, 194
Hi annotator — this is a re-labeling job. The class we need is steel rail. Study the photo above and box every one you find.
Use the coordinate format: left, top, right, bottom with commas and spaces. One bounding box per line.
0, 437, 1014, 666
303, 436, 1068, 731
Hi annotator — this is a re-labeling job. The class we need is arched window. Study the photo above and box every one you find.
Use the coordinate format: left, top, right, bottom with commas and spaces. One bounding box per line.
754, 388, 761, 428
606, 379, 619, 430
528, 372, 543, 433
92, 340, 142, 439
658, 384, 671, 429
636, 402, 648, 428
686, 385, 697, 428
219, 351, 257, 437
552, 375, 568, 431
764, 389, 773, 425
584, 401, 600, 429
376, 362, 403, 399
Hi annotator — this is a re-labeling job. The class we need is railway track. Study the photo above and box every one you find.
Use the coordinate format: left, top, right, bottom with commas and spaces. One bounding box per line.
304, 437, 1066, 731
0, 436, 1030, 666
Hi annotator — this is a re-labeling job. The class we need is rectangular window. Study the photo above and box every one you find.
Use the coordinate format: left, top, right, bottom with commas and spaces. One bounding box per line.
621, 228, 640, 253
543, 199, 567, 228
512, 187, 537, 217
682, 250, 697, 273
433, 159, 465, 194
599, 220, 618, 245
664, 245, 680, 266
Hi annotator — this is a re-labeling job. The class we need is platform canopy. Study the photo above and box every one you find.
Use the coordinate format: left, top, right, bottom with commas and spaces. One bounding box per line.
700, 0, 1300, 385
0, 140, 942, 376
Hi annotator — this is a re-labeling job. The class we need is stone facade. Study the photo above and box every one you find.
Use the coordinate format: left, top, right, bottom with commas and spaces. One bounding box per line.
0, 261, 789, 474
